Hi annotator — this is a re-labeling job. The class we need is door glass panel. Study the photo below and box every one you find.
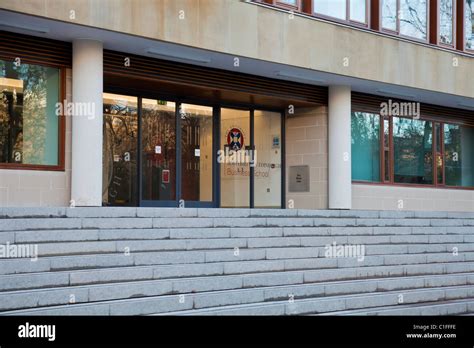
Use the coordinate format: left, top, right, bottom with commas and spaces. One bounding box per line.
180, 103, 213, 202
254, 110, 282, 208
220, 108, 250, 208
102, 93, 138, 206
141, 99, 176, 201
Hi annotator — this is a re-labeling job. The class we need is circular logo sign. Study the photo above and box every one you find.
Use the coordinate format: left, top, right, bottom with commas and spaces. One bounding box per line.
227, 128, 244, 151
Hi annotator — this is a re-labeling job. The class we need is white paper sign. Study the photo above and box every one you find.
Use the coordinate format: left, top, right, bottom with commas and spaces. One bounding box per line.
195, 149, 201, 157
155, 146, 162, 154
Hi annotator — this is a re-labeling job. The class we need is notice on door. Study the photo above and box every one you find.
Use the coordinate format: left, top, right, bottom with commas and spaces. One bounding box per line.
162, 170, 170, 184
195, 149, 201, 157
155, 146, 162, 154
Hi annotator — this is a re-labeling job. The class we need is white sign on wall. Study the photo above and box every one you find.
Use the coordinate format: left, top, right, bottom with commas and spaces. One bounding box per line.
155, 146, 162, 154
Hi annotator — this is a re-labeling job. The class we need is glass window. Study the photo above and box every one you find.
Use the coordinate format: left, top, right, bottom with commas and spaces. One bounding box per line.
393, 117, 433, 184
0, 59, 60, 166
254, 110, 282, 208
466, 0, 474, 50
399, 0, 428, 40
351, 112, 381, 182
313, 0, 347, 20
220, 108, 251, 208
102, 94, 138, 206
382, 0, 398, 31
440, 0, 454, 45
444, 124, 474, 187
350, 0, 367, 22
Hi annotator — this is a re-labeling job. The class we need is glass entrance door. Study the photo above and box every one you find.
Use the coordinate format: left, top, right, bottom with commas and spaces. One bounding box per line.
139, 100, 215, 207
179, 104, 214, 205
220, 108, 251, 208
102, 93, 283, 208
140, 99, 177, 205
219, 108, 283, 208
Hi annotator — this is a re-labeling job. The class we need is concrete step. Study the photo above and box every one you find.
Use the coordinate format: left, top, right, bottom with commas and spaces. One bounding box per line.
2, 207, 474, 220
2, 216, 474, 232
0, 272, 472, 312
3, 281, 474, 316
4, 228, 474, 249
2, 226, 473, 239
2, 238, 474, 258
1, 243, 474, 276
1, 207, 473, 316
322, 298, 474, 316
2, 258, 474, 293
158, 285, 474, 316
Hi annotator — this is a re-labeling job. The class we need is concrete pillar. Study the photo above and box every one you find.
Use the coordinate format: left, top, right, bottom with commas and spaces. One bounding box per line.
328, 85, 352, 209
71, 39, 103, 206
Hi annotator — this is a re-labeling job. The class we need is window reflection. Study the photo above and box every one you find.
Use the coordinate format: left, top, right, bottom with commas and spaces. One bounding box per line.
0, 60, 60, 166
393, 117, 433, 184
313, 0, 347, 20
399, 0, 428, 40
102, 94, 138, 206
440, 0, 454, 45
351, 112, 381, 182
444, 124, 474, 187
382, 0, 398, 31
466, 0, 474, 50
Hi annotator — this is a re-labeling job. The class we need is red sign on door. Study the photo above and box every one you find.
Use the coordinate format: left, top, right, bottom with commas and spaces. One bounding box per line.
162, 170, 170, 184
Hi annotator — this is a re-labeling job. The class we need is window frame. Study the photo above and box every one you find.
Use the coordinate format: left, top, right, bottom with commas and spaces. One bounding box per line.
0, 57, 66, 172
352, 111, 474, 190
380, 0, 431, 43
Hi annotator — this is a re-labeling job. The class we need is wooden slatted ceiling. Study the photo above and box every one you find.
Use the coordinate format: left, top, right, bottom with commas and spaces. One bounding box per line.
103, 50, 328, 106
352, 92, 474, 126
0, 30, 72, 67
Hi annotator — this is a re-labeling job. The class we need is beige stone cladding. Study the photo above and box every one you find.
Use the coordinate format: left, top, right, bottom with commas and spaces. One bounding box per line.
286, 106, 328, 209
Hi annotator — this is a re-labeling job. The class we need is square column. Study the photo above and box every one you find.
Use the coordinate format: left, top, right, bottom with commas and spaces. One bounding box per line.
328, 85, 352, 209
71, 39, 103, 206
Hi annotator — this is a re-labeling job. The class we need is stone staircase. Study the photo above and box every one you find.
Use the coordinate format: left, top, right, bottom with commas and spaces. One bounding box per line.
0, 207, 473, 316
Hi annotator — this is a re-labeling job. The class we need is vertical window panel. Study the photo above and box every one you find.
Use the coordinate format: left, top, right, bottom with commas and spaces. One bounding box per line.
350, 0, 367, 22
466, 0, 474, 49
444, 124, 474, 187
399, 0, 428, 40
393, 117, 433, 185
313, 0, 347, 19
102, 93, 138, 206
382, 0, 398, 30
351, 112, 381, 182
254, 110, 282, 208
440, 0, 454, 45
